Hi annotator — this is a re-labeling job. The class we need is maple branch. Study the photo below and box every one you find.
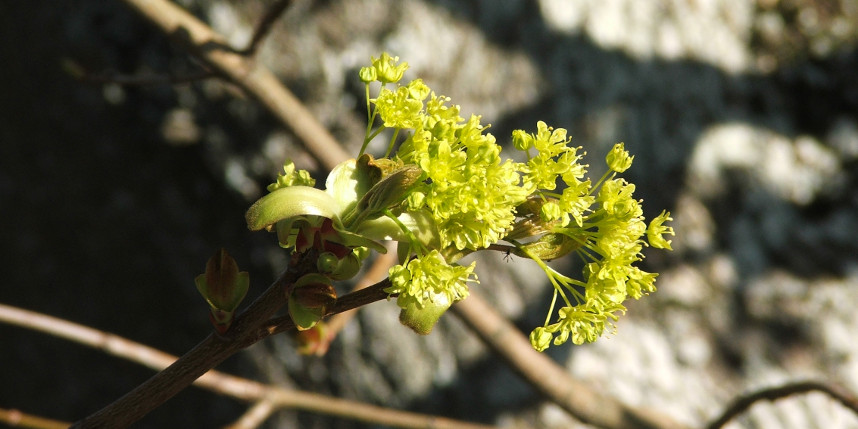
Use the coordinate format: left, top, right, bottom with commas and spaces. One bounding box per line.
451, 291, 692, 429
1, 283, 491, 429
706, 380, 858, 429
69, 253, 307, 428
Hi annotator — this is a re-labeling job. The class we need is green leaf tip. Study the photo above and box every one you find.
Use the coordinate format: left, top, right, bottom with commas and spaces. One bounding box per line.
245, 186, 341, 232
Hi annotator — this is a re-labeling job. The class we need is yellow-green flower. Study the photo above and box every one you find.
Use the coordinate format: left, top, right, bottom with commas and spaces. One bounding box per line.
395, 103, 530, 251
374, 86, 424, 129
647, 210, 675, 250
267, 159, 315, 192
606, 142, 634, 173
386, 250, 477, 334
530, 326, 553, 352
370, 52, 408, 84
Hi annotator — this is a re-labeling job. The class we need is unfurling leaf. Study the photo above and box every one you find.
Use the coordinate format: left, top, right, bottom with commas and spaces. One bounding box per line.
398, 292, 451, 335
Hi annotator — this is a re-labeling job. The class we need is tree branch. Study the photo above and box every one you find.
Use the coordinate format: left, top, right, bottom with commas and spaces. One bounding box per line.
0, 290, 492, 429
224, 400, 276, 429
69, 251, 314, 428
0, 408, 69, 429
63, 58, 217, 86
450, 290, 692, 429
66, 0, 292, 88
256, 277, 393, 339
706, 380, 858, 429
117, 0, 349, 171
241, 0, 293, 57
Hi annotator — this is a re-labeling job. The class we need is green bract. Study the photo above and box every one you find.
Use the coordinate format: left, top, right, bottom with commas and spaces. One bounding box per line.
245, 53, 674, 350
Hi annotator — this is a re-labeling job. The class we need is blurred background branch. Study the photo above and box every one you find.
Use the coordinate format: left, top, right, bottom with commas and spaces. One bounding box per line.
0, 302, 495, 429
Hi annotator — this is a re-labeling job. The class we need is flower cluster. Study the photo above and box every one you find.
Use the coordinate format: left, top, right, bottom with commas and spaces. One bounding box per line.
386, 250, 477, 334
512, 125, 674, 349
398, 106, 530, 251
246, 53, 674, 349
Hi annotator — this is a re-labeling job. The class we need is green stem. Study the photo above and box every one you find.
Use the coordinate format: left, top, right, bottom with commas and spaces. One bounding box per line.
359, 83, 373, 156
589, 170, 615, 196
385, 128, 401, 158
509, 239, 582, 307
544, 290, 558, 326
384, 209, 427, 257
367, 125, 386, 144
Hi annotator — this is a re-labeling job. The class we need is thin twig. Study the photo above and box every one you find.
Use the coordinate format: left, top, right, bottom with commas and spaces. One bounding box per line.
69, 251, 314, 428
66, 1, 293, 87
117, 0, 349, 170
0, 299, 494, 429
223, 399, 276, 429
241, 0, 293, 56
0, 408, 69, 429
320, 244, 398, 353
706, 380, 858, 429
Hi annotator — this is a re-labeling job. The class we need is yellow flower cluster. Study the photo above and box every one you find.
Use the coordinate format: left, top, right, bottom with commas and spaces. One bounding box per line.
248, 53, 674, 348
359, 54, 674, 347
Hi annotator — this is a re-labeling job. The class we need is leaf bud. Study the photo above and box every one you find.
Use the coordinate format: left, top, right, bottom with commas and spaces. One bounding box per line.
194, 248, 250, 333
512, 233, 582, 261
288, 273, 337, 331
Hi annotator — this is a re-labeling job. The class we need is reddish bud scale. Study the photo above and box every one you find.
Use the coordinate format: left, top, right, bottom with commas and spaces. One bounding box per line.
195, 248, 249, 334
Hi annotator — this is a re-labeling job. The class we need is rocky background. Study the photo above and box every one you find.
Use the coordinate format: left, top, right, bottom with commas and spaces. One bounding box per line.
2, 0, 858, 428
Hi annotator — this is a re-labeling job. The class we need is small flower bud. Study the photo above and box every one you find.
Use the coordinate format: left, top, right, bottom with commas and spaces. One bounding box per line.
512, 129, 533, 151
359, 66, 377, 83
328, 251, 361, 281
316, 252, 340, 275
530, 327, 553, 352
